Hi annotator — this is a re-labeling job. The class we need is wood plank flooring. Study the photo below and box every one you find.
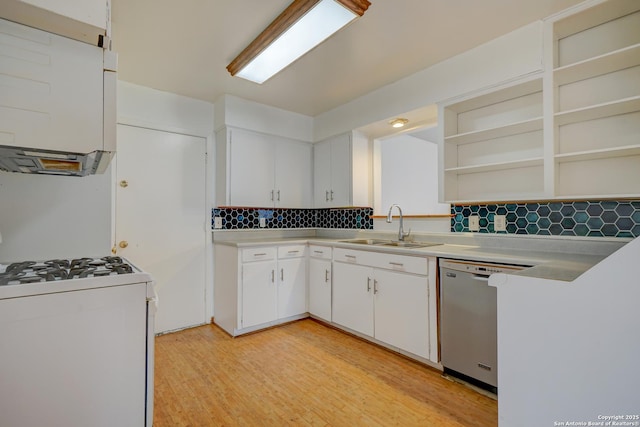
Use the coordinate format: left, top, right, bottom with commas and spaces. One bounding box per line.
153, 319, 497, 426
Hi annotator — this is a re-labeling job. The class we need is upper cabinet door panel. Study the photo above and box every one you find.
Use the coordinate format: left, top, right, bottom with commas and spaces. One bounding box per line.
228, 129, 275, 207
330, 134, 352, 207
313, 132, 361, 208
275, 139, 311, 208
313, 140, 332, 207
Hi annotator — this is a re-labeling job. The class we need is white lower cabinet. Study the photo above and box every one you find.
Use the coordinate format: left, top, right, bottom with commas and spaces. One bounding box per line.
332, 262, 374, 336
215, 242, 436, 363
373, 269, 429, 359
276, 246, 307, 319
332, 248, 431, 360
308, 245, 332, 322
241, 257, 277, 329
213, 244, 307, 336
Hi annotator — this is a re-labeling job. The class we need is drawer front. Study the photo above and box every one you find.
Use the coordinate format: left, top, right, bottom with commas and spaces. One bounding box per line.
333, 247, 368, 264
334, 247, 428, 275
373, 252, 428, 275
277, 245, 306, 259
309, 245, 332, 259
241, 247, 277, 262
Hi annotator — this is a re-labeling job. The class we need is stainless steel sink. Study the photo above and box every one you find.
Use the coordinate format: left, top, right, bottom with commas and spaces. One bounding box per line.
339, 238, 440, 249
380, 241, 440, 248
340, 238, 390, 245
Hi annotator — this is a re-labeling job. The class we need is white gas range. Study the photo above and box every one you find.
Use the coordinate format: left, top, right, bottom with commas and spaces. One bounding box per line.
0, 256, 156, 427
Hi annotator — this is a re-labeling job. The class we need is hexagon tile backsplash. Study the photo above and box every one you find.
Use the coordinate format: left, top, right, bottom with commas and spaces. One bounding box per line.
212, 207, 373, 230
451, 201, 640, 238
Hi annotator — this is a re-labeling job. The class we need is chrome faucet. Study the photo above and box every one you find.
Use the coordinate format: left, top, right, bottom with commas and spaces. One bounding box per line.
386, 204, 410, 241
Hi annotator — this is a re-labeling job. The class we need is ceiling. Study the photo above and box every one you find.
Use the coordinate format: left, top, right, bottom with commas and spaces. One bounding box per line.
111, 0, 583, 119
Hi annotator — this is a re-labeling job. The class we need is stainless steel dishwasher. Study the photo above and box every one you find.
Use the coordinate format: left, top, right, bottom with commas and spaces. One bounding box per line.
439, 258, 526, 394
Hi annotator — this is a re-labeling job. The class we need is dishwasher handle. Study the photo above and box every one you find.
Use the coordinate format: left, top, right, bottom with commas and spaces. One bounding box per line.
472, 274, 490, 281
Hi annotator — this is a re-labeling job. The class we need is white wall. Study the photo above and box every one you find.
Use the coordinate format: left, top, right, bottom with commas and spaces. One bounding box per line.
214, 94, 313, 141
314, 21, 543, 141
492, 237, 640, 426
375, 134, 450, 216
118, 81, 214, 137
0, 168, 112, 261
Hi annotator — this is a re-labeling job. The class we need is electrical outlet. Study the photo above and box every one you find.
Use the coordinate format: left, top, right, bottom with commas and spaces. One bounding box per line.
260, 217, 267, 228
469, 215, 480, 231
494, 215, 506, 231
214, 217, 222, 229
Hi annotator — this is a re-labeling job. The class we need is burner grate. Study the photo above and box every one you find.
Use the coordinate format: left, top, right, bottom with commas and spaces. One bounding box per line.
0, 256, 135, 286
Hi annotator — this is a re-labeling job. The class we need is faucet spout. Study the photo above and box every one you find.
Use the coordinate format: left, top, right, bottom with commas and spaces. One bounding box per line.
386, 204, 410, 241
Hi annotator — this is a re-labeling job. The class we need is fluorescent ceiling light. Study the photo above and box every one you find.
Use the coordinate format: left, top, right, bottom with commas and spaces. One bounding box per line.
227, 0, 371, 84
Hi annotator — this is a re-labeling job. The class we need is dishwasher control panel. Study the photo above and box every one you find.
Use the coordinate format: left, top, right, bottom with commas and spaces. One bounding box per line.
439, 259, 527, 275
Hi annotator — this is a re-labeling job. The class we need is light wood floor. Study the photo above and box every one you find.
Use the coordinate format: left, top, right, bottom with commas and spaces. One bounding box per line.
154, 319, 497, 426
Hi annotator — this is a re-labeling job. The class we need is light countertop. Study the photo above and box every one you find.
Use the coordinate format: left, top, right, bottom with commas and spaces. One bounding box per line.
213, 230, 628, 282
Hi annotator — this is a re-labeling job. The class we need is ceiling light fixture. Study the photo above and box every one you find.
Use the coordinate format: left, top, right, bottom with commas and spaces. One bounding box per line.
227, 0, 371, 84
389, 118, 409, 128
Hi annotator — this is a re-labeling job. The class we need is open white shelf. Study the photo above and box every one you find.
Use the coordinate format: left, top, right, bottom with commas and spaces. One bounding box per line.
444, 117, 543, 145
555, 144, 640, 163
445, 157, 543, 174
554, 43, 640, 86
440, 76, 544, 203
554, 95, 640, 126
439, 1, 640, 203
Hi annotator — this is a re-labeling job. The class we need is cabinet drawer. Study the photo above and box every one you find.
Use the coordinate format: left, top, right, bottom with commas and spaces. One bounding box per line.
333, 248, 368, 264
309, 245, 332, 259
242, 247, 277, 262
374, 252, 428, 276
334, 247, 428, 276
278, 245, 306, 259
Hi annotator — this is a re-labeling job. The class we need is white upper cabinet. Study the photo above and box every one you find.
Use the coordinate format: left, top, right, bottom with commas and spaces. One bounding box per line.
439, 0, 640, 203
313, 131, 370, 208
2, 0, 111, 46
228, 129, 275, 207
216, 127, 312, 208
276, 138, 313, 208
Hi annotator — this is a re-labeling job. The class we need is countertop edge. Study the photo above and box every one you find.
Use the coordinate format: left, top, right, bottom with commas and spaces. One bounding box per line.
213, 236, 612, 282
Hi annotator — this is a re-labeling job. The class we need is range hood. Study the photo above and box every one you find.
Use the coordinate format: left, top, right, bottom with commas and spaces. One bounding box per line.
0, 18, 116, 177
0, 146, 112, 177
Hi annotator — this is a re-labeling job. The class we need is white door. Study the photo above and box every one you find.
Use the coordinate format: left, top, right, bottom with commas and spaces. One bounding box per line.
115, 125, 207, 333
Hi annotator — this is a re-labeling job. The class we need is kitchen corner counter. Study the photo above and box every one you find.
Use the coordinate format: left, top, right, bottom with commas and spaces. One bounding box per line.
213, 229, 629, 282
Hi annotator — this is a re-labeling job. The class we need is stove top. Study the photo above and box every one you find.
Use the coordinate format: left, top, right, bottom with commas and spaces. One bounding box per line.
0, 256, 134, 287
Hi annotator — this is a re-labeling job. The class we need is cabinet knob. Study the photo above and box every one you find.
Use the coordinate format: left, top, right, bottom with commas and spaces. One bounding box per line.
119, 180, 129, 188
119, 240, 128, 248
